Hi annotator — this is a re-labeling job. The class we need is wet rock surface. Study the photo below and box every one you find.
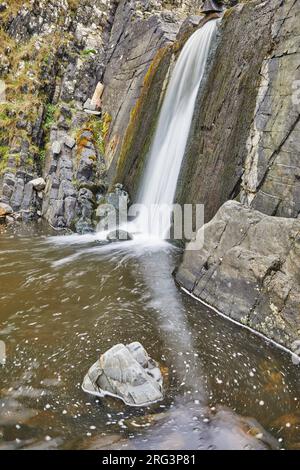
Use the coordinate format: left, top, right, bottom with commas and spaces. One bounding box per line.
0, 202, 12, 217
96, 183, 130, 232
0, 0, 119, 230
176, 201, 300, 350
82, 342, 163, 406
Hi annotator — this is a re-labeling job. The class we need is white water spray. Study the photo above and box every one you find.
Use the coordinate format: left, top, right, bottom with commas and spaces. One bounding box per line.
134, 20, 217, 239
54, 20, 217, 247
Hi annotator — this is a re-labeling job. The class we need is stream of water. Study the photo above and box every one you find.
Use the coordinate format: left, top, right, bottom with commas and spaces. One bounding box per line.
0, 223, 299, 450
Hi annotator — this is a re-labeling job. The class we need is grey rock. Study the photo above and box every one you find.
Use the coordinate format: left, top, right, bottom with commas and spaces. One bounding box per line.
52, 141, 62, 155
0, 203, 13, 216
21, 210, 35, 222
82, 342, 163, 406
64, 136, 76, 149
21, 182, 34, 211
77, 188, 94, 219
30, 177, 46, 191
83, 99, 96, 112
80, 130, 93, 140
175, 201, 300, 350
57, 115, 70, 130
57, 154, 73, 181
64, 197, 76, 227
96, 184, 130, 231
76, 149, 96, 183
1, 184, 14, 200
10, 178, 25, 211
51, 199, 64, 219
58, 180, 76, 199
239, 0, 300, 218
105, 184, 130, 211
75, 218, 94, 234
179, 15, 203, 36
107, 230, 133, 242
5, 215, 15, 224
3, 172, 16, 188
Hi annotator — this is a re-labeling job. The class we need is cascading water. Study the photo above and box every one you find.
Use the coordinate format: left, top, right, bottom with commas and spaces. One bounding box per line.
134, 19, 217, 239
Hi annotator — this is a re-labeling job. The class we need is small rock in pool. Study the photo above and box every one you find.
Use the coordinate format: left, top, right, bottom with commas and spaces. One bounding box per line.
106, 230, 133, 242
82, 342, 163, 407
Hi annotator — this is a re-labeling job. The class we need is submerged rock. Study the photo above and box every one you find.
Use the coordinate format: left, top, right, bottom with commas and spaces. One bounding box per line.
82, 342, 163, 407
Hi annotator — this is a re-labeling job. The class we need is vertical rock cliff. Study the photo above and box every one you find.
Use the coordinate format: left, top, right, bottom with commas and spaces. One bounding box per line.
175, 0, 300, 350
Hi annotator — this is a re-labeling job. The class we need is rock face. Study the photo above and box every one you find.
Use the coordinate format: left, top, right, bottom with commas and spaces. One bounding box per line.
0, 0, 119, 228
0, 0, 203, 229
96, 183, 130, 231
82, 342, 163, 406
175, 201, 300, 349
240, 0, 300, 218
101, 0, 199, 178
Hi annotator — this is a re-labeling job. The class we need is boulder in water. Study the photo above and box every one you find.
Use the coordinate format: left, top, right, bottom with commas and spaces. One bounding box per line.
82, 342, 163, 406
107, 230, 133, 242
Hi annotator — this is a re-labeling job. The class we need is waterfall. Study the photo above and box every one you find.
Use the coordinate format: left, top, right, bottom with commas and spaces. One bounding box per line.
134, 19, 217, 239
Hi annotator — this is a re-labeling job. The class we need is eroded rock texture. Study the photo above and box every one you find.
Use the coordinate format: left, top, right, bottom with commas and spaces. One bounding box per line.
175, 201, 300, 349
175, 0, 300, 349
0, 0, 119, 229
177, 0, 300, 223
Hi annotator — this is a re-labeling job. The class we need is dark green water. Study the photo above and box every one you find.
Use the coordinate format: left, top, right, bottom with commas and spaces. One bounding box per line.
0, 224, 299, 450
